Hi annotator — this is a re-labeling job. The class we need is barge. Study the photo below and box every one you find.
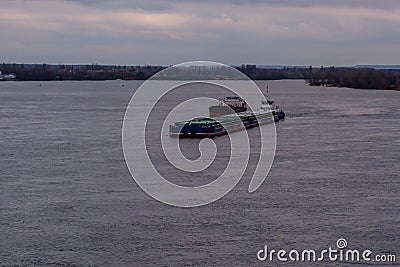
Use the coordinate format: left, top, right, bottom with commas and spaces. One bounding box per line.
169, 95, 285, 138
169, 108, 275, 138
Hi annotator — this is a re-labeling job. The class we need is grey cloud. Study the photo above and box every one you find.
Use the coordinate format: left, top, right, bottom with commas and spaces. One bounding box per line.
63, 0, 400, 10
65, 0, 173, 11
1, 0, 400, 65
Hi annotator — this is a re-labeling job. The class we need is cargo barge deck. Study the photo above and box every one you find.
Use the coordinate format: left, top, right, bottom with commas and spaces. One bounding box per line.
169, 110, 274, 138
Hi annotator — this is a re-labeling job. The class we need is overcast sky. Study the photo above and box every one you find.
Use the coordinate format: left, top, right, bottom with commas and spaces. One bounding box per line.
1, 0, 400, 65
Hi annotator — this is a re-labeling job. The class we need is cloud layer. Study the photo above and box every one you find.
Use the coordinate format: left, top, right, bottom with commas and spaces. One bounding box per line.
1, 0, 399, 65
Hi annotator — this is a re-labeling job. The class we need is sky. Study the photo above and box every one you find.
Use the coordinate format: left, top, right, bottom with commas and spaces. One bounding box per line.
1, 0, 400, 66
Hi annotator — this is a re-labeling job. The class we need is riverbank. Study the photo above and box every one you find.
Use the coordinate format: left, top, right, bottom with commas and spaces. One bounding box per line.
1, 63, 399, 91
309, 82, 400, 91
308, 67, 400, 91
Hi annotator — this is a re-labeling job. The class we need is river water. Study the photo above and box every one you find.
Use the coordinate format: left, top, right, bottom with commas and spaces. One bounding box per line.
0, 80, 399, 266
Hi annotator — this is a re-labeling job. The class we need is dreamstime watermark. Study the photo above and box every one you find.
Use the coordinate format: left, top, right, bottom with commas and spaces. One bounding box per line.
257, 238, 397, 263
122, 61, 277, 207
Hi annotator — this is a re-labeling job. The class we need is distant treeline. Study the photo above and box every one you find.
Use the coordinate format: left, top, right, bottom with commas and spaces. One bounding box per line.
239, 64, 311, 80
0, 63, 164, 81
308, 66, 400, 90
1, 63, 400, 90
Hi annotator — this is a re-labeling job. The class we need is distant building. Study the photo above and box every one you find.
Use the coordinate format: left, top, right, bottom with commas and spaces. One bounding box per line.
0, 71, 16, 80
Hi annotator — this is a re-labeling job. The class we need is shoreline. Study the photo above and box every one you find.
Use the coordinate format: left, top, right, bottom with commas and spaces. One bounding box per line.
308, 82, 400, 91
